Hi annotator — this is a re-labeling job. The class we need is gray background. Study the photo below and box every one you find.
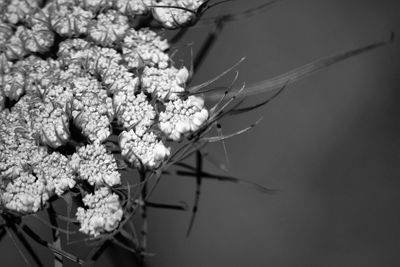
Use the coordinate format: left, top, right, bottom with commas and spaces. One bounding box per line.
2, 0, 400, 266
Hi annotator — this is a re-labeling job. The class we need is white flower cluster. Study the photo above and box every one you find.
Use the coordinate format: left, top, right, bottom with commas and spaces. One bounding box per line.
4, 0, 40, 25
76, 187, 123, 237
113, 91, 155, 130
152, 0, 206, 28
32, 151, 76, 196
122, 28, 170, 69
0, 0, 209, 237
89, 10, 129, 46
159, 95, 208, 141
47, 5, 94, 37
71, 79, 114, 142
114, 0, 153, 16
0, 69, 25, 101
29, 98, 71, 148
1, 172, 50, 214
0, 111, 46, 179
141, 66, 189, 100
0, 110, 75, 213
70, 142, 121, 187
119, 128, 171, 169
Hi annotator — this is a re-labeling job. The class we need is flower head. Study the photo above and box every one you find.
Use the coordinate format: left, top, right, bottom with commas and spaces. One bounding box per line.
26, 96, 71, 148
76, 187, 123, 237
49, 4, 93, 36
4, 0, 40, 25
159, 95, 208, 141
141, 66, 189, 100
70, 142, 121, 187
72, 89, 113, 142
89, 10, 129, 46
119, 128, 170, 169
1, 172, 50, 214
152, 0, 206, 28
0, 0, 212, 240
122, 28, 170, 69
114, 0, 153, 16
0, 68, 26, 101
113, 91, 155, 130
33, 151, 76, 196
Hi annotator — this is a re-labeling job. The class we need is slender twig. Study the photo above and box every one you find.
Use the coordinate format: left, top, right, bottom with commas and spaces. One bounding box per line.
186, 150, 203, 237
146, 201, 188, 211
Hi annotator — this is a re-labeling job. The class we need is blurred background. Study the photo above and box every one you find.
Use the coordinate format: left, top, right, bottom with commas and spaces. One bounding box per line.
3, 0, 400, 266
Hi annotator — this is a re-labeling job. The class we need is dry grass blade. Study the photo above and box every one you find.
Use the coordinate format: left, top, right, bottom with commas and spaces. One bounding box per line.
216, 123, 230, 170
202, 117, 262, 143
189, 57, 245, 93
228, 83, 286, 115
208, 33, 394, 100
209, 70, 240, 115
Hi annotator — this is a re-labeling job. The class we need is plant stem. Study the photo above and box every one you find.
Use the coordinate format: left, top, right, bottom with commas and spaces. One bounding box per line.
139, 170, 148, 264
186, 150, 203, 237
47, 204, 63, 267
1, 215, 44, 267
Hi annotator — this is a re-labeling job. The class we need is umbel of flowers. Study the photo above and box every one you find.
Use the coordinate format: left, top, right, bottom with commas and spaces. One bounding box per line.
0, 0, 208, 237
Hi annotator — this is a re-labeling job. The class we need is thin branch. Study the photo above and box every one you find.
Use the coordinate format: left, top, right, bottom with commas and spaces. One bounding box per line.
186, 150, 203, 237
146, 201, 188, 211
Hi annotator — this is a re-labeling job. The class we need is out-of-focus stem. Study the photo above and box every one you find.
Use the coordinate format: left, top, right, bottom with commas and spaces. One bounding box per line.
47, 204, 63, 267
139, 170, 148, 263
193, 19, 225, 74
186, 150, 203, 237
1, 214, 44, 267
